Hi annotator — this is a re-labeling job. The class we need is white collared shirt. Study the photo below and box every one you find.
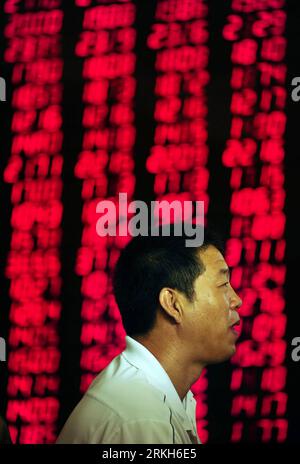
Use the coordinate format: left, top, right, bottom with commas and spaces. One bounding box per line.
56, 336, 201, 444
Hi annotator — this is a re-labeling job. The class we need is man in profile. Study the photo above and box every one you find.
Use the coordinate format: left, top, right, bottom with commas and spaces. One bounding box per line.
57, 225, 242, 444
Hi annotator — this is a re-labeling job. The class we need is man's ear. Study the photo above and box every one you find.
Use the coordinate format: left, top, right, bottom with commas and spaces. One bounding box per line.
158, 287, 183, 323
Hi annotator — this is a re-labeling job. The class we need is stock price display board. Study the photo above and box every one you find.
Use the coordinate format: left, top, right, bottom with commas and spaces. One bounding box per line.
0, 0, 294, 444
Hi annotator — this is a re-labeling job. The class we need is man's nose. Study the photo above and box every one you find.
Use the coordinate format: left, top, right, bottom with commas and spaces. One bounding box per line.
230, 286, 242, 311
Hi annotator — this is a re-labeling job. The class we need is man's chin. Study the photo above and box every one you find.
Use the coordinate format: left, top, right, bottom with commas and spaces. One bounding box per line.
208, 347, 236, 364
222, 344, 237, 361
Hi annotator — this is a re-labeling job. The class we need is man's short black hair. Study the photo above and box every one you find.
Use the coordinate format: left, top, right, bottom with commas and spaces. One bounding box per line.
112, 224, 224, 337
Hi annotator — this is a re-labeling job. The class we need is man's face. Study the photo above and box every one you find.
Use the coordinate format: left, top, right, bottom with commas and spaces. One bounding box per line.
181, 245, 242, 364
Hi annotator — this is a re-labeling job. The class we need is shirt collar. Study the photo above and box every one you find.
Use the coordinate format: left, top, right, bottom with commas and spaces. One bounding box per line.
122, 335, 196, 429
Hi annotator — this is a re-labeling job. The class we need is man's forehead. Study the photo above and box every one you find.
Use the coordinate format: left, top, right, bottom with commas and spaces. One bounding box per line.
197, 247, 228, 273
214, 258, 228, 267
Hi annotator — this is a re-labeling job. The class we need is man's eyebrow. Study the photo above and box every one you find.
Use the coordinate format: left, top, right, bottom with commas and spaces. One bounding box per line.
217, 268, 230, 278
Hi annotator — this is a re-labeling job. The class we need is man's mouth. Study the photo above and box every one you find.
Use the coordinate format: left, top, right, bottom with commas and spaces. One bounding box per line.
229, 319, 241, 337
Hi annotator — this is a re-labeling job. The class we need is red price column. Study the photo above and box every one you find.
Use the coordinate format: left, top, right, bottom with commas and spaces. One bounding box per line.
3, 1, 64, 444
74, 0, 136, 393
223, 0, 288, 442
146, 0, 210, 444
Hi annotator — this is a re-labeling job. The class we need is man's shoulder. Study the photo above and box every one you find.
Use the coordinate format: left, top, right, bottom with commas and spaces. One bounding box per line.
57, 385, 175, 444
86, 376, 170, 422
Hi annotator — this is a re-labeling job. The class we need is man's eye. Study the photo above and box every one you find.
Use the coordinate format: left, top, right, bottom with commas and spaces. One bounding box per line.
222, 282, 230, 287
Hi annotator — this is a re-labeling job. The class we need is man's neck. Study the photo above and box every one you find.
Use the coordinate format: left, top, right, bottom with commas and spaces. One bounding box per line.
132, 335, 204, 402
